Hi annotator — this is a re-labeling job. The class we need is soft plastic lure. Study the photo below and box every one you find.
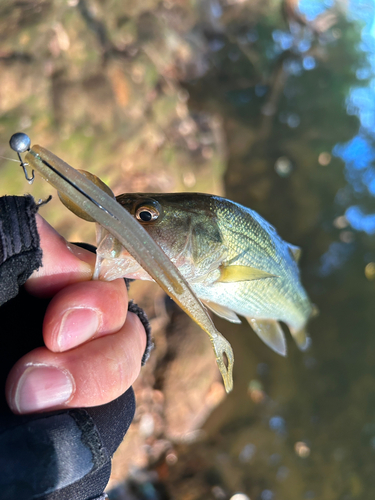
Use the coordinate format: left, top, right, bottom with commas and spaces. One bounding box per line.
9, 133, 234, 392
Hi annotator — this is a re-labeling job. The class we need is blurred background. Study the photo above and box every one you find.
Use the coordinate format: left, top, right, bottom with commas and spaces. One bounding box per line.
1, 0, 375, 499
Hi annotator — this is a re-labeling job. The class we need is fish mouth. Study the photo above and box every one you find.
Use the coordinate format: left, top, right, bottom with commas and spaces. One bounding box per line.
94, 253, 153, 281
94, 228, 153, 281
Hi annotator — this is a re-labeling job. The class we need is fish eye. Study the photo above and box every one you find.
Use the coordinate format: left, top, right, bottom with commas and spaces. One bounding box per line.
135, 204, 160, 223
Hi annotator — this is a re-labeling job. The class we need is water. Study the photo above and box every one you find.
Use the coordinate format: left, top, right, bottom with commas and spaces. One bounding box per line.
178, 2, 375, 498
1, 0, 375, 499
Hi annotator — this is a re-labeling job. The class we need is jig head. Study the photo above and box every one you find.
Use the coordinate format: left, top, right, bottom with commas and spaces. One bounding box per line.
9, 132, 34, 183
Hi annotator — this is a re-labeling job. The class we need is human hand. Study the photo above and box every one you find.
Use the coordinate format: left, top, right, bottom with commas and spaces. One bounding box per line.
5, 215, 146, 414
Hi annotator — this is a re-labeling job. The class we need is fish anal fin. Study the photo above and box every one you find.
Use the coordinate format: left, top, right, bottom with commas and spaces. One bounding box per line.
218, 265, 277, 283
246, 318, 287, 356
202, 300, 242, 324
288, 244, 302, 263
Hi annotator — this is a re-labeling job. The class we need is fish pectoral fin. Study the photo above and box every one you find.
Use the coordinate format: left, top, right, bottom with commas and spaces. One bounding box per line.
217, 265, 278, 283
246, 318, 287, 356
202, 300, 242, 324
290, 326, 310, 351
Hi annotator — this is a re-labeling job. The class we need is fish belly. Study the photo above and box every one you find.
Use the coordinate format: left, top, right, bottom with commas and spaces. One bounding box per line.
192, 279, 309, 332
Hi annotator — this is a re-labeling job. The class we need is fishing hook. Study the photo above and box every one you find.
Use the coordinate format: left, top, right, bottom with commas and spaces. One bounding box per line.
9, 132, 35, 183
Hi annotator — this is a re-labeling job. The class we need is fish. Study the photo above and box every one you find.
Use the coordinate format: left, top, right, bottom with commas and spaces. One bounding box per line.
96, 192, 315, 357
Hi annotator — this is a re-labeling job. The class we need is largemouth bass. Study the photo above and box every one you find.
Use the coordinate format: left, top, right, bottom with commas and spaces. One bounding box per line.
96, 193, 314, 358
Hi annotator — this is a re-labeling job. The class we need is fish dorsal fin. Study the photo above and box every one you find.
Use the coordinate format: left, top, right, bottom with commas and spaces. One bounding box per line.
288, 244, 302, 263
217, 265, 277, 283
290, 327, 310, 351
202, 300, 242, 324
246, 318, 287, 356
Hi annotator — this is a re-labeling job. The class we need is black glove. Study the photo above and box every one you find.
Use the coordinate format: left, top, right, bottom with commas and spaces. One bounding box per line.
0, 195, 151, 500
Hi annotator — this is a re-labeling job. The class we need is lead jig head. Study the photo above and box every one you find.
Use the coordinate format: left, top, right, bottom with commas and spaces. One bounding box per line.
9, 132, 34, 183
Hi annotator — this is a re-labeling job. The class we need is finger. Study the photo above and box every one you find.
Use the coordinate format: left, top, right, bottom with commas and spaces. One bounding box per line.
25, 215, 94, 297
6, 313, 146, 414
43, 279, 128, 352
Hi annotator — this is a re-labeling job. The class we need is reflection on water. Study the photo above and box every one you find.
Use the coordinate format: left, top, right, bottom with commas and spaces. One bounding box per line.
1, 0, 375, 499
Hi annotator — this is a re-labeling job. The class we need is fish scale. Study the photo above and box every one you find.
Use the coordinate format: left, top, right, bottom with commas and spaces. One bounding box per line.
212, 197, 311, 323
